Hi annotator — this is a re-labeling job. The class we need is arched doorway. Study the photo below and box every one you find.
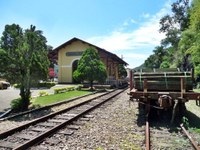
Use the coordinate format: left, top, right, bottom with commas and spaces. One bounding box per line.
72, 59, 79, 83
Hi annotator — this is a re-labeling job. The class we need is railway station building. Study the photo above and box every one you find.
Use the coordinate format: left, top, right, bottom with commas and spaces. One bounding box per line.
53, 37, 128, 84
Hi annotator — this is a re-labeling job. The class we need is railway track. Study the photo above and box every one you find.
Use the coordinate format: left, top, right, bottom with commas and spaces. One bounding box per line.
145, 115, 200, 150
0, 88, 126, 149
0, 90, 104, 121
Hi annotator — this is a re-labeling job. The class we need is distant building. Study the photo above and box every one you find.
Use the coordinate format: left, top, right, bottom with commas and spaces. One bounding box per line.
52, 37, 128, 83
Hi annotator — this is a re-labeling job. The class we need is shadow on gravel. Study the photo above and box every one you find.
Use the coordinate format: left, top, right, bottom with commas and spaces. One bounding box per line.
9, 108, 53, 122
185, 110, 200, 128
136, 106, 185, 132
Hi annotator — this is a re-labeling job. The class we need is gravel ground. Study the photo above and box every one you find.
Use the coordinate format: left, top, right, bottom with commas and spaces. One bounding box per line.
0, 91, 108, 133
1, 89, 200, 149
65, 90, 145, 150
31, 89, 145, 150
31, 90, 200, 150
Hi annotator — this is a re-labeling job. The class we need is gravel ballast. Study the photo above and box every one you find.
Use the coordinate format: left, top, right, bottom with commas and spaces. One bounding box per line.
1, 89, 200, 149
65, 91, 144, 149
31, 89, 145, 150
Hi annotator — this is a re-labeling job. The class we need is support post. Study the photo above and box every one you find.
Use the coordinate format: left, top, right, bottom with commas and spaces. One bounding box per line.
171, 99, 178, 124
144, 79, 148, 93
181, 77, 185, 98
130, 70, 133, 91
143, 79, 150, 116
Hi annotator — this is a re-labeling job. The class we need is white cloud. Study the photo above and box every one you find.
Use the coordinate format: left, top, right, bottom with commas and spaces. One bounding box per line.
142, 13, 150, 18
130, 19, 137, 24
122, 18, 137, 27
88, 1, 171, 52
122, 53, 148, 59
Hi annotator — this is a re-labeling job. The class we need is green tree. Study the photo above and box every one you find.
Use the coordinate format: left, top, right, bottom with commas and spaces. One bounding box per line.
144, 54, 158, 68
178, 0, 200, 77
0, 24, 49, 110
144, 46, 166, 68
73, 48, 107, 90
144, 0, 191, 70
159, 0, 190, 69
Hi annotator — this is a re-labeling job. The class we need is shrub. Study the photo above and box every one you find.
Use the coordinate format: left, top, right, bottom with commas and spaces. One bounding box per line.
29, 104, 41, 109
10, 98, 24, 112
197, 82, 200, 89
39, 91, 49, 97
37, 82, 56, 88
54, 87, 67, 94
76, 84, 83, 91
67, 86, 75, 91
13, 84, 21, 88
54, 86, 76, 94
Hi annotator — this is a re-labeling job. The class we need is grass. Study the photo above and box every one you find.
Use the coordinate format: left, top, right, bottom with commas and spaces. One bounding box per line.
185, 88, 200, 129
194, 88, 200, 92
32, 90, 91, 106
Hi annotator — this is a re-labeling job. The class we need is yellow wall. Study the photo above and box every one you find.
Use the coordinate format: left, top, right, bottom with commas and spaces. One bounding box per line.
58, 41, 97, 83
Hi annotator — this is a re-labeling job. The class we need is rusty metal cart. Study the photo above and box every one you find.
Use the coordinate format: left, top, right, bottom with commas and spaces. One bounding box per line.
129, 68, 200, 123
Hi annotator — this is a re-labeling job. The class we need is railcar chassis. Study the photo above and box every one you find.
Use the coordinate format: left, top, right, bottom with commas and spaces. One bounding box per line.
129, 69, 200, 124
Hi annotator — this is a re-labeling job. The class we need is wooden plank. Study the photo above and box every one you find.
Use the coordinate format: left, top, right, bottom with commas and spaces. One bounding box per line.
134, 72, 191, 76
154, 68, 179, 72
48, 119, 66, 123
38, 122, 56, 127
134, 80, 192, 91
55, 115, 71, 120
130, 90, 200, 100
62, 113, 78, 117
16, 134, 35, 140
67, 125, 80, 130
133, 76, 192, 80
30, 127, 47, 132
134, 68, 179, 72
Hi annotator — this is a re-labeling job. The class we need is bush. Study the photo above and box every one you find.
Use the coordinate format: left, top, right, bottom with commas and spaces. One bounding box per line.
67, 86, 75, 91
54, 86, 75, 94
197, 82, 200, 89
39, 91, 49, 96
10, 98, 24, 112
37, 82, 56, 88
29, 104, 41, 109
54, 87, 67, 94
13, 83, 21, 88
76, 84, 83, 91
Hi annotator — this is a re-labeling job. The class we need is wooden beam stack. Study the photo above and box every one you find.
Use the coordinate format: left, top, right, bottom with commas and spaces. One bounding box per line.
133, 69, 193, 92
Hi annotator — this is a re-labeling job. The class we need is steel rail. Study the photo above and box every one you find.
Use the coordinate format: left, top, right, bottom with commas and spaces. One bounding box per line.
0, 88, 127, 149
13, 89, 126, 150
180, 124, 200, 150
145, 112, 150, 150
0, 90, 115, 139
0, 91, 99, 121
146, 120, 150, 150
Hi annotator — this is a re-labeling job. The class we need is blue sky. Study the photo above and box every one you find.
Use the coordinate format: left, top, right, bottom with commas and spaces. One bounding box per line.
0, 0, 176, 68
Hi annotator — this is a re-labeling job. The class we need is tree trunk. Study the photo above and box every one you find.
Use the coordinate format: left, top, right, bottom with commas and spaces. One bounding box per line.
89, 80, 94, 91
20, 86, 30, 111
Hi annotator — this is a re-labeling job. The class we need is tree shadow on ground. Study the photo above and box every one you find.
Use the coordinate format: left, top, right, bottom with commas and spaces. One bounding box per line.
8, 108, 53, 122
185, 110, 200, 128
136, 104, 200, 134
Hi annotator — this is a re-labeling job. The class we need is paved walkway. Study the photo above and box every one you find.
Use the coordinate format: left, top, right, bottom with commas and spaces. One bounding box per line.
0, 84, 77, 113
